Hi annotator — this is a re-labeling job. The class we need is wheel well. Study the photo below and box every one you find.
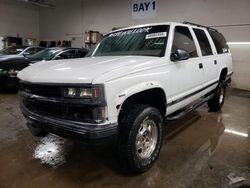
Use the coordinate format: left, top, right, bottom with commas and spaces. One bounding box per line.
220, 68, 228, 81
118, 88, 167, 119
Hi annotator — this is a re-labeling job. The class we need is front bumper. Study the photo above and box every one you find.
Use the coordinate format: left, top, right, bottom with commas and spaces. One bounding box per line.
21, 101, 118, 145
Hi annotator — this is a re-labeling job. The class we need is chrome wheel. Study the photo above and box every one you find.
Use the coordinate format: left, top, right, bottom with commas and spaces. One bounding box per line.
135, 119, 158, 159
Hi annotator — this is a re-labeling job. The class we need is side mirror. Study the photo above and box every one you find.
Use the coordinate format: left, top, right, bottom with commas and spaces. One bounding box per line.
171, 49, 190, 61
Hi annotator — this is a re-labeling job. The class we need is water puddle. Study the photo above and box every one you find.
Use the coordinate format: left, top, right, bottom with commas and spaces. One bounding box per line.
33, 134, 73, 168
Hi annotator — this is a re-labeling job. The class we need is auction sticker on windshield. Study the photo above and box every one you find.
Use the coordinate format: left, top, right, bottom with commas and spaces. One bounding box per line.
145, 32, 167, 39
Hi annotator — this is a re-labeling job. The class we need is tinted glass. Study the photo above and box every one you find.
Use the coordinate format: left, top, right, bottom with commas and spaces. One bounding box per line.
29, 48, 62, 60
87, 25, 169, 57
193, 29, 213, 56
0, 46, 27, 55
172, 26, 198, 58
36, 47, 44, 53
208, 30, 229, 54
25, 48, 36, 55
58, 50, 76, 59
78, 50, 88, 57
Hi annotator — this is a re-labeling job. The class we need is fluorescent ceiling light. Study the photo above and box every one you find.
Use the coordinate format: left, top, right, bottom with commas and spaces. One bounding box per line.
224, 128, 248, 138
227, 42, 250, 45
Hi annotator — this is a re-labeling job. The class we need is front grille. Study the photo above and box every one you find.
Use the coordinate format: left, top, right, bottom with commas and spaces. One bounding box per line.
20, 82, 103, 123
23, 99, 93, 122
19, 82, 62, 97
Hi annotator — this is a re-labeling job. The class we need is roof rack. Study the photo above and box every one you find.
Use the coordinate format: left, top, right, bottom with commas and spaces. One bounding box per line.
183, 21, 218, 32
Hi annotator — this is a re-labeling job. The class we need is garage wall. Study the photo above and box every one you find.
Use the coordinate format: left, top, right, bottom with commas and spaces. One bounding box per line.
39, 0, 250, 90
39, 0, 84, 47
0, 0, 39, 41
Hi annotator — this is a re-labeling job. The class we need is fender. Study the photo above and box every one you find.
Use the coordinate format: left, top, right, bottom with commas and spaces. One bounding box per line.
219, 66, 228, 79
113, 81, 167, 114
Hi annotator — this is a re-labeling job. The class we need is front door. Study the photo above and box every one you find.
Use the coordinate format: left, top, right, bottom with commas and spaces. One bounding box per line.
168, 25, 204, 112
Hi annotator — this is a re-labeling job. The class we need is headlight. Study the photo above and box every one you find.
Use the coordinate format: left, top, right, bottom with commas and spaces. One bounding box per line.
63, 85, 104, 99
8, 69, 19, 77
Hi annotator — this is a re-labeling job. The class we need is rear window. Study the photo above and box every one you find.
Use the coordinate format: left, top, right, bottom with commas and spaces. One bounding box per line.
208, 30, 229, 54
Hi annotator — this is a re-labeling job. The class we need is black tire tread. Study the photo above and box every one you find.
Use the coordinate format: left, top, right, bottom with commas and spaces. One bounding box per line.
118, 104, 164, 173
208, 81, 226, 112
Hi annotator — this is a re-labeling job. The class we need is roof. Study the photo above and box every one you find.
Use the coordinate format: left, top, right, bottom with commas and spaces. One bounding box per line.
107, 21, 218, 35
47, 47, 88, 51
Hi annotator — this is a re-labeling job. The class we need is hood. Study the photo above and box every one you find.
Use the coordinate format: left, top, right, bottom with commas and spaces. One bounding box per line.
0, 55, 24, 61
0, 55, 29, 70
18, 56, 160, 84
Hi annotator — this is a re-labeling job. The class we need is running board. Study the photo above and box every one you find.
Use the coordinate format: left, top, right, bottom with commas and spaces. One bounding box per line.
165, 94, 214, 121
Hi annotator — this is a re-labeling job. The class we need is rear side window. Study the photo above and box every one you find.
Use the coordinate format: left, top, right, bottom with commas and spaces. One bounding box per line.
36, 47, 44, 53
25, 48, 36, 55
58, 50, 76, 59
208, 30, 229, 54
193, 29, 213, 56
78, 50, 88, 57
172, 26, 198, 58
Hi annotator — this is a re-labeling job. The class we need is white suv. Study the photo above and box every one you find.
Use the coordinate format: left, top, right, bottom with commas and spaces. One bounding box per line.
18, 22, 233, 172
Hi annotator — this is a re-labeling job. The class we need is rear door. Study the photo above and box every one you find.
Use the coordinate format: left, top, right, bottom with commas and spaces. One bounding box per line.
192, 28, 218, 87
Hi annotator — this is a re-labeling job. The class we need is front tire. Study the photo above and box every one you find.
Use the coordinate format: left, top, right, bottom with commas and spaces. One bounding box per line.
208, 81, 226, 112
118, 104, 164, 173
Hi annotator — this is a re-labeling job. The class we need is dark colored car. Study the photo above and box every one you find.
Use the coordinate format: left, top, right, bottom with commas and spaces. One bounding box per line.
0, 46, 44, 57
0, 47, 88, 90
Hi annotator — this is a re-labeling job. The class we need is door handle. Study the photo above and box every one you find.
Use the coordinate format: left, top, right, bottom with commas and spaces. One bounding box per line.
199, 63, 203, 69
214, 60, 217, 65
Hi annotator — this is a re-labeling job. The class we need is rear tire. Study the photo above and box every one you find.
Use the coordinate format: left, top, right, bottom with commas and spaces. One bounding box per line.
118, 104, 164, 173
208, 81, 226, 112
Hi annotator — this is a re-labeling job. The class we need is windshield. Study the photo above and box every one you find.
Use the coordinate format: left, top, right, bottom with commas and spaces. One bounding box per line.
87, 25, 169, 57
0, 46, 27, 55
29, 48, 62, 61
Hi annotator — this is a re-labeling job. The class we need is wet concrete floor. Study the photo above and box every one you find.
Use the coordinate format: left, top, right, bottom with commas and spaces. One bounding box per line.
0, 88, 249, 188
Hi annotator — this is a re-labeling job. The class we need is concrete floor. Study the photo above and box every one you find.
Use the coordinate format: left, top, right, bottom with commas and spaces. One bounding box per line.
0, 88, 249, 188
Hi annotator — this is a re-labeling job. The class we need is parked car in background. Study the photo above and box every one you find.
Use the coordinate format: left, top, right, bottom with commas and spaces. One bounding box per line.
0, 47, 88, 90
29, 47, 88, 62
0, 46, 44, 57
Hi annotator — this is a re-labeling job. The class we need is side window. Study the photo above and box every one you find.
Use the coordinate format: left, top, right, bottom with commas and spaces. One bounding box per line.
25, 48, 36, 55
193, 29, 213, 56
78, 50, 88, 57
36, 47, 44, 53
57, 50, 76, 59
208, 30, 229, 54
172, 26, 198, 58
